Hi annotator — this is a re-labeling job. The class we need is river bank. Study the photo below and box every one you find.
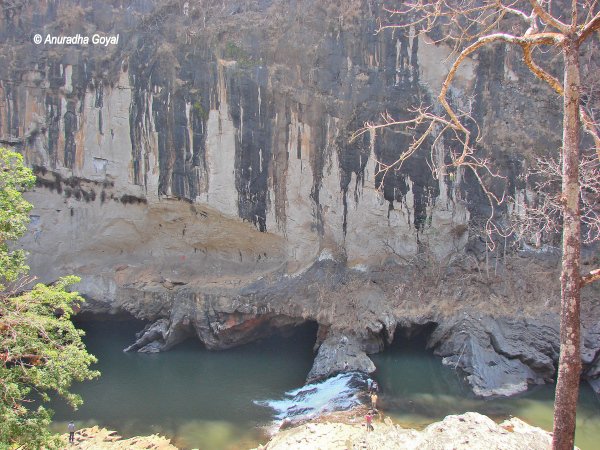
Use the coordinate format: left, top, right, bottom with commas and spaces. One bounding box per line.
62, 409, 569, 450
254, 408, 571, 450
60, 426, 177, 449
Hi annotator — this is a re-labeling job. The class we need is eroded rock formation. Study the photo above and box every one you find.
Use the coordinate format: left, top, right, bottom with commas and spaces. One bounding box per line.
1, 0, 599, 397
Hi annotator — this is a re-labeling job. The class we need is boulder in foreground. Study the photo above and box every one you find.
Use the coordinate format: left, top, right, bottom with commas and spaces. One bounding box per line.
258, 412, 572, 450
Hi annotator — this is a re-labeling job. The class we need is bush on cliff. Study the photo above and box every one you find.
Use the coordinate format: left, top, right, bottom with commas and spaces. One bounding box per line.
0, 147, 99, 449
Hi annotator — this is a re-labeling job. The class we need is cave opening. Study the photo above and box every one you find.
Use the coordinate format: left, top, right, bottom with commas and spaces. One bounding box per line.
371, 320, 462, 397
74, 309, 144, 325
216, 318, 320, 358
386, 321, 439, 353
371, 321, 472, 419
74, 308, 321, 357
263, 319, 319, 347
172, 318, 321, 354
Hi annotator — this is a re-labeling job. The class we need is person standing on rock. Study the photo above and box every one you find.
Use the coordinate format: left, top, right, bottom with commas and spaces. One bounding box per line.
370, 392, 378, 410
365, 411, 374, 431
68, 421, 76, 444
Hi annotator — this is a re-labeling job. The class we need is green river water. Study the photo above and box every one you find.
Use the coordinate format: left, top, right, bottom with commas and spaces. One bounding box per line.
50, 320, 600, 449
371, 333, 600, 450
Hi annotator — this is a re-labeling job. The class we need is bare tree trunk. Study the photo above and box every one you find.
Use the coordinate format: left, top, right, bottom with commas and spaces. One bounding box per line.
552, 36, 582, 450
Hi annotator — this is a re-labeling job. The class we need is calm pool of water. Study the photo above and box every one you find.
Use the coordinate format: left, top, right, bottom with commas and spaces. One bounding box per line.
371, 333, 600, 450
51, 320, 600, 450
51, 320, 317, 449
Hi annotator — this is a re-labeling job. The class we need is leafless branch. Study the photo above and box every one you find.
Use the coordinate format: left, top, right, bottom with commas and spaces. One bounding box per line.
528, 0, 570, 32
581, 268, 600, 286
360, 1, 599, 253
511, 154, 600, 244
578, 10, 600, 44
522, 44, 563, 93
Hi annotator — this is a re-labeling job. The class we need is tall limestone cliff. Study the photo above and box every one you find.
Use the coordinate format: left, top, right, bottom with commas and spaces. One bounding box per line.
1, 0, 598, 397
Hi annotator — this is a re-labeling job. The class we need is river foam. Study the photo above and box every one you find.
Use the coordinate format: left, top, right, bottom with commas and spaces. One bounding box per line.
255, 372, 369, 425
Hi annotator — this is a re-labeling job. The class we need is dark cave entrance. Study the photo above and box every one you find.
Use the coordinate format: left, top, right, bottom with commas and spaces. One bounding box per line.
74, 309, 320, 355
267, 319, 319, 346
220, 318, 320, 358
386, 321, 439, 354
370, 321, 470, 415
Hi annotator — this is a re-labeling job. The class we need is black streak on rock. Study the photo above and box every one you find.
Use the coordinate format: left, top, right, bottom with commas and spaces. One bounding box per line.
229, 67, 273, 232
63, 101, 77, 169
45, 94, 61, 167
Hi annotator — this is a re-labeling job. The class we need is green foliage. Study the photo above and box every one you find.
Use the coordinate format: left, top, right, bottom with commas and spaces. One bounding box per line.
0, 150, 35, 291
0, 148, 99, 449
192, 99, 209, 121
223, 41, 255, 68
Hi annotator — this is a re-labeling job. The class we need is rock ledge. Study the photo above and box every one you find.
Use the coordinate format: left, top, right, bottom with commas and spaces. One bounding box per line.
257, 411, 572, 450
62, 426, 177, 450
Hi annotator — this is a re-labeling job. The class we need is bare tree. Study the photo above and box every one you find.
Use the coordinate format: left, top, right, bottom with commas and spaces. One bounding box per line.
359, 1, 600, 449
513, 153, 600, 246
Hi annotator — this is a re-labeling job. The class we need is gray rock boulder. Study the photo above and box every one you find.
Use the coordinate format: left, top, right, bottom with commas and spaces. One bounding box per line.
429, 313, 559, 397
307, 333, 376, 382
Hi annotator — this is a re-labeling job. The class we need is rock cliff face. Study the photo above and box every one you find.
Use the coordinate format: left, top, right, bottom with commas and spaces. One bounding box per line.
1, 0, 599, 396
